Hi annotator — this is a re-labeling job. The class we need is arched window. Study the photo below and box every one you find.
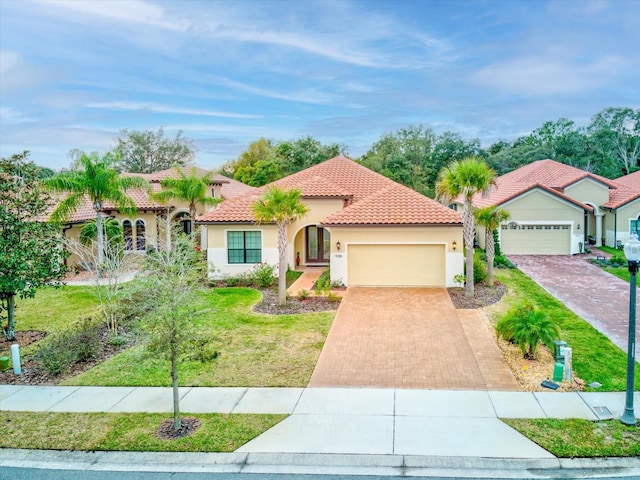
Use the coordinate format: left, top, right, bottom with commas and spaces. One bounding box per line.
122, 220, 133, 251
174, 212, 192, 235
135, 219, 146, 251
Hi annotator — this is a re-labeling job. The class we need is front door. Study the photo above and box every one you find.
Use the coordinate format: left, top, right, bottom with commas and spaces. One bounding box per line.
306, 226, 330, 264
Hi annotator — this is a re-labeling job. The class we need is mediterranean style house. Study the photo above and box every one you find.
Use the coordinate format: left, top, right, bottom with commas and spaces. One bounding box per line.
455, 160, 640, 255
58, 166, 253, 266
196, 156, 464, 287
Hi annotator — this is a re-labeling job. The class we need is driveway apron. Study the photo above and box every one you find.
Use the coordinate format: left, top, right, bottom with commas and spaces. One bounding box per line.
309, 288, 519, 390
509, 255, 638, 352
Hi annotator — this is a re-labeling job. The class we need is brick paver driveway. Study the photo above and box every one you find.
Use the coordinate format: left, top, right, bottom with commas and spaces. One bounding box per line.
309, 288, 519, 390
509, 255, 638, 352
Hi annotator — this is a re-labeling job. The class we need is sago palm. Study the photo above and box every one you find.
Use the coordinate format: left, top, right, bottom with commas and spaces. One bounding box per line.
436, 157, 496, 297
475, 206, 510, 286
46, 151, 147, 265
251, 186, 309, 304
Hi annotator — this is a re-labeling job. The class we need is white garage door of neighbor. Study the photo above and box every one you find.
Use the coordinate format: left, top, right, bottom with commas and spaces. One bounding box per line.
501, 224, 571, 255
347, 244, 445, 287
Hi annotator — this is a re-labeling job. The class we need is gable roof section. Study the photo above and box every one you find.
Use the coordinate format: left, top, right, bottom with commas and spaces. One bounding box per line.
197, 156, 461, 226
323, 183, 461, 225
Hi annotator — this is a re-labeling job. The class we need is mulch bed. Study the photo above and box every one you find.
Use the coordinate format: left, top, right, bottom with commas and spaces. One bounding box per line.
254, 288, 341, 314
156, 417, 202, 440
447, 283, 506, 309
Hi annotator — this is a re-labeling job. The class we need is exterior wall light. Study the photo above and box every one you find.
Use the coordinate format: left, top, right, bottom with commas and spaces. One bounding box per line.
621, 232, 639, 426
336, 241, 341, 251
452, 241, 457, 251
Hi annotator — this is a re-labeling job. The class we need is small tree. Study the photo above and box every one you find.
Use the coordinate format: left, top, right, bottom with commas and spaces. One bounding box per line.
475, 206, 511, 286
251, 187, 309, 304
115, 127, 195, 173
137, 234, 208, 432
0, 152, 67, 340
436, 157, 496, 297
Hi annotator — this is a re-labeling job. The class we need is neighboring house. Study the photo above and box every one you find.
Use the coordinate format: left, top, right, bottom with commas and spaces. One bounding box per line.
454, 159, 640, 255
603, 170, 640, 248
196, 156, 464, 287
55, 166, 253, 267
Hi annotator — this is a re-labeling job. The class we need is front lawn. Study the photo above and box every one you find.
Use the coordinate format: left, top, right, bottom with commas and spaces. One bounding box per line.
64, 287, 335, 387
0, 411, 284, 452
504, 418, 640, 457
595, 247, 631, 282
492, 269, 639, 392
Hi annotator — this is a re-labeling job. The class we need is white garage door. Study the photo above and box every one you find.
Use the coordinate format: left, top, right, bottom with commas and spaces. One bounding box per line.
347, 244, 445, 287
501, 224, 571, 255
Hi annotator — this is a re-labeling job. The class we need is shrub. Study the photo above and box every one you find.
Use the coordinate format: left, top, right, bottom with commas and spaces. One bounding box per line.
251, 263, 275, 288
34, 318, 101, 376
315, 270, 330, 295
610, 254, 626, 266
327, 291, 342, 303
494, 254, 515, 269
297, 289, 311, 300
496, 304, 560, 359
473, 256, 487, 285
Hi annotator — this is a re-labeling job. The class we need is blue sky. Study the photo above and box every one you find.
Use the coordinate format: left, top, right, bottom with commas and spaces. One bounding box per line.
1, 0, 638, 171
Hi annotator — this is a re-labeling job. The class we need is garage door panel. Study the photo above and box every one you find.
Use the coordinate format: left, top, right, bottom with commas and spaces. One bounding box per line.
348, 244, 445, 287
501, 225, 570, 255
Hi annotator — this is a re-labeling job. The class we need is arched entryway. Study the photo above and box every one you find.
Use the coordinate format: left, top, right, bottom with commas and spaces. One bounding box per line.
172, 211, 193, 235
584, 203, 604, 247
293, 225, 331, 266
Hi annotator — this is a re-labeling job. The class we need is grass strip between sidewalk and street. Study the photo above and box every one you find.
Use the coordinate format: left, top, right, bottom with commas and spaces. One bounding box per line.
504, 418, 640, 457
492, 269, 639, 392
0, 411, 285, 452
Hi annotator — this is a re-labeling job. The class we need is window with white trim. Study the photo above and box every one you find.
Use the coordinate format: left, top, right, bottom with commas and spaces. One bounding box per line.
632, 216, 640, 236
227, 231, 262, 264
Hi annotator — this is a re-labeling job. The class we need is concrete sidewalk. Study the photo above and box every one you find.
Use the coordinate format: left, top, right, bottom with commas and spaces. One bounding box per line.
2, 385, 639, 459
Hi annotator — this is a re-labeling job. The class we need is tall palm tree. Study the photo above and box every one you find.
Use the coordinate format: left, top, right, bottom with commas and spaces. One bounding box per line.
152, 166, 221, 249
436, 157, 496, 297
251, 186, 309, 304
475, 206, 510, 287
46, 152, 147, 265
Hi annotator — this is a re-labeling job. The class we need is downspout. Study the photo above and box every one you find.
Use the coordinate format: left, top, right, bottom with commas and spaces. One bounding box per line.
614, 210, 618, 248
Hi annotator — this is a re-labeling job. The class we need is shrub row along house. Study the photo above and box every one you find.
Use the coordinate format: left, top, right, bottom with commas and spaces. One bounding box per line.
453, 160, 640, 255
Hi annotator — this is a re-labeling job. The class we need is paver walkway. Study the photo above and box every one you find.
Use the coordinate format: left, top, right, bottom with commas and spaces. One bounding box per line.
510, 255, 638, 352
287, 267, 323, 297
309, 288, 519, 390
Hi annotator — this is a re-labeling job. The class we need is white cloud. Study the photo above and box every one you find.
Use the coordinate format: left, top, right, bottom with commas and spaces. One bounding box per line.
471, 54, 627, 96
85, 101, 261, 119
0, 106, 34, 124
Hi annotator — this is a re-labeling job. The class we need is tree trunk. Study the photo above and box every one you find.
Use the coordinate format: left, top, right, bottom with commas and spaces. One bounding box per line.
166, 210, 172, 252
485, 229, 495, 287
462, 198, 475, 297
4, 295, 16, 341
277, 222, 287, 305
171, 345, 181, 431
96, 209, 105, 267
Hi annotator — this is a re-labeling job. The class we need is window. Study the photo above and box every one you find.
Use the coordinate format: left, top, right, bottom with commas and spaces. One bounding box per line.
135, 220, 146, 251
123, 220, 133, 251
632, 217, 640, 236
227, 231, 261, 264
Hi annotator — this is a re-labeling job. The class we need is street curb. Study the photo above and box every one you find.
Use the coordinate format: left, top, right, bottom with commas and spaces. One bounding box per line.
1, 449, 639, 478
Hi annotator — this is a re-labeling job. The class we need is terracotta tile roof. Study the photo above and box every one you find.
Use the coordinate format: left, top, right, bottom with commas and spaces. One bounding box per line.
197, 156, 462, 226
214, 174, 256, 200
463, 159, 612, 211
323, 183, 461, 225
614, 171, 640, 189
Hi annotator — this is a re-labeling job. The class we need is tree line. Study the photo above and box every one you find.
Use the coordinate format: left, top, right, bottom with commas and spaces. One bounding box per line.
221, 107, 639, 196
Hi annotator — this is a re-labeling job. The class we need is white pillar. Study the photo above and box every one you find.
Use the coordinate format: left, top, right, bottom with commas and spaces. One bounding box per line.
595, 214, 603, 247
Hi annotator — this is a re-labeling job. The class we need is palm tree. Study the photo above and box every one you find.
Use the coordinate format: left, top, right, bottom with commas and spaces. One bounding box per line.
152, 166, 221, 249
251, 186, 309, 304
46, 151, 147, 265
475, 206, 510, 286
436, 157, 496, 297
79, 217, 123, 247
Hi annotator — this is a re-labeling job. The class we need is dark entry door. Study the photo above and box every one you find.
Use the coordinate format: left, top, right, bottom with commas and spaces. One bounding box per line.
306, 226, 330, 263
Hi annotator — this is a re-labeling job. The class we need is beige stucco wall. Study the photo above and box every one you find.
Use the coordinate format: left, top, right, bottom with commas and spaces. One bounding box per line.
604, 199, 640, 247
564, 179, 610, 207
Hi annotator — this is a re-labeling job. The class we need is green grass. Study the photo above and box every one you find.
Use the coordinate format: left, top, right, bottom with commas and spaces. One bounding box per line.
12, 285, 99, 333
504, 419, 640, 457
494, 269, 639, 392
595, 247, 631, 282
597, 246, 624, 256
63, 287, 335, 387
0, 410, 284, 452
